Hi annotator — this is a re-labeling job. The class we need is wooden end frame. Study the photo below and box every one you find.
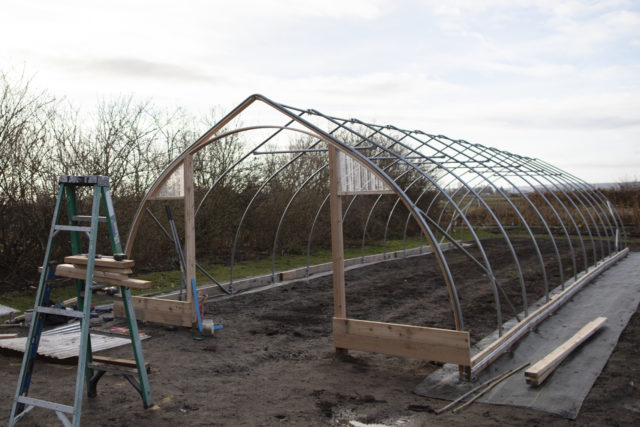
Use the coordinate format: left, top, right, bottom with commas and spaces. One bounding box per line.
327, 143, 467, 367
115, 155, 198, 327
122, 95, 460, 332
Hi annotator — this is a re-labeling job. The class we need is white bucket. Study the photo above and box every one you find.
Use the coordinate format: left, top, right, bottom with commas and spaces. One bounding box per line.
202, 319, 215, 336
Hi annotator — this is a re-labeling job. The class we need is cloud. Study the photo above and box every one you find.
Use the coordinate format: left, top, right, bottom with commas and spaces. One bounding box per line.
48, 57, 222, 84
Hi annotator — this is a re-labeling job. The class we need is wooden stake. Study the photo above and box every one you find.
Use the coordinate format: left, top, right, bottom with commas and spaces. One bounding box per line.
328, 145, 347, 355
183, 155, 196, 312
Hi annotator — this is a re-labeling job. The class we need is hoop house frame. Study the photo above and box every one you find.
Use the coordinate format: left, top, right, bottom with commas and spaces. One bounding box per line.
118, 94, 627, 378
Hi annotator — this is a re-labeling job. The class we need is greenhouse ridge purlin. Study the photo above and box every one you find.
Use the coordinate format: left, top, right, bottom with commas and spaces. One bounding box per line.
122, 94, 628, 378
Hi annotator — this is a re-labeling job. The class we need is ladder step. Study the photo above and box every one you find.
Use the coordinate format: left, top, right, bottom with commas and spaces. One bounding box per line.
16, 396, 74, 414
35, 306, 85, 319
54, 225, 91, 233
72, 215, 107, 223
59, 175, 109, 187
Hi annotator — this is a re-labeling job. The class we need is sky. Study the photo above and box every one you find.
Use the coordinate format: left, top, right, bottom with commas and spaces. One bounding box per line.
1, 0, 639, 184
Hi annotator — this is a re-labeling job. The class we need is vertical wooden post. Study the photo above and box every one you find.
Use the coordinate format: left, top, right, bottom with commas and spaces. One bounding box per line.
328, 145, 348, 355
183, 155, 196, 320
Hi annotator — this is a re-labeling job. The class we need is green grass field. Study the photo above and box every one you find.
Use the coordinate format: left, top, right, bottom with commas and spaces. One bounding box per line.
1, 237, 427, 315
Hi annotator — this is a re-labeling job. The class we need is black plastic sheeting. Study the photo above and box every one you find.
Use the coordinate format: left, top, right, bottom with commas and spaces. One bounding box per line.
415, 252, 640, 419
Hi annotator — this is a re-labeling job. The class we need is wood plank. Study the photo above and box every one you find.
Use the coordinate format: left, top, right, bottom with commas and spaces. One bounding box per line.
471, 248, 628, 376
64, 255, 135, 269
184, 154, 196, 310
54, 264, 151, 289
333, 318, 471, 366
524, 317, 607, 386
0, 333, 19, 339
75, 264, 133, 274
329, 146, 347, 355
56, 264, 129, 280
328, 146, 346, 319
92, 355, 151, 373
113, 296, 192, 327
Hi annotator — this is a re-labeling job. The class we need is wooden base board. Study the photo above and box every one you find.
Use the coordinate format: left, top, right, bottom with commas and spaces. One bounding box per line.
333, 318, 471, 366
113, 296, 192, 327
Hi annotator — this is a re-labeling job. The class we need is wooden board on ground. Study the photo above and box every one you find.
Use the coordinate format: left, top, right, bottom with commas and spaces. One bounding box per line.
333, 317, 471, 366
524, 316, 607, 386
113, 296, 192, 327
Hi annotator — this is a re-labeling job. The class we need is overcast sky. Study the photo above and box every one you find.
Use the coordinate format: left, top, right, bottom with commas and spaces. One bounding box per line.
2, 0, 639, 183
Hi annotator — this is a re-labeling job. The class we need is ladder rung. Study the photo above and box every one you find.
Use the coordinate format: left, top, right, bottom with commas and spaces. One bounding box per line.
35, 306, 85, 319
54, 225, 91, 233
17, 396, 74, 414
72, 215, 107, 223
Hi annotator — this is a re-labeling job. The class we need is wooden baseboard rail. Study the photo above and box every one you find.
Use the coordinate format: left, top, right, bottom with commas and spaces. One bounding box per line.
333, 317, 471, 366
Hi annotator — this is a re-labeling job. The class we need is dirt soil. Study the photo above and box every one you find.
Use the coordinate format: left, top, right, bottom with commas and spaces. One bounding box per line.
1, 240, 639, 426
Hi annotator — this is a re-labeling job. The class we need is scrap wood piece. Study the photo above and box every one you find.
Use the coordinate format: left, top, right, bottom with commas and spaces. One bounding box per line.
525, 317, 607, 387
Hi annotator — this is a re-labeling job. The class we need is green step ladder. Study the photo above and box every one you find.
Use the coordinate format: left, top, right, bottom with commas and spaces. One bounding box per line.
9, 175, 152, 427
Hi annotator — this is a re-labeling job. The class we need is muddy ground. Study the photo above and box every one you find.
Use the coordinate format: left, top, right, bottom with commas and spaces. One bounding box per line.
1, 239, 639, 426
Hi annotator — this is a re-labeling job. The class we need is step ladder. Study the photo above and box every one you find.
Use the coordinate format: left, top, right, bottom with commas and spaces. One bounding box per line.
9, 176, 152, 427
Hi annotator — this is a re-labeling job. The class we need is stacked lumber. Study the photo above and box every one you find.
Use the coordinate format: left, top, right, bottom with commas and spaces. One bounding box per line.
524, 317, 607, 386
52, 255, 151, 290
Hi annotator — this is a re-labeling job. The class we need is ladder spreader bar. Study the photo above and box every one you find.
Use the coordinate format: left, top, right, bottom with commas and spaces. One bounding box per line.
16, 396, 74, 414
